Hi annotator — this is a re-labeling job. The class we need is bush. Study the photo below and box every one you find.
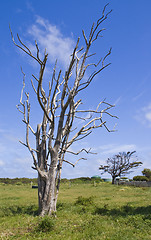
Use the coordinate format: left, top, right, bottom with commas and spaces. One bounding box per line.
133, 176, 149, 181
35, 216, 55, 232
70, 177, 92, 184
60, 178, 69, 183
142, 168, 151, 179
75, 196, 94, 206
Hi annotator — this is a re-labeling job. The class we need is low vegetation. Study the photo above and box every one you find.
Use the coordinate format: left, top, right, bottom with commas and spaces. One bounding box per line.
142, 168, 151, 180
0, 178, 38, 185
133, 176, 149, 181
0, 180, 151, 239
133, 168, 151, 182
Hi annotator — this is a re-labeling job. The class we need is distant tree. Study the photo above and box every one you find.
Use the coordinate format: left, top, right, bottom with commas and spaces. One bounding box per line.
142, 168, 151, 180
99, 151, 142, 184
10, 4, 117, 216
133, 175, 148, 181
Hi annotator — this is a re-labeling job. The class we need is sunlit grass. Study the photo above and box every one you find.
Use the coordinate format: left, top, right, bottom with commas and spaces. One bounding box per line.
0, 182, 151, 239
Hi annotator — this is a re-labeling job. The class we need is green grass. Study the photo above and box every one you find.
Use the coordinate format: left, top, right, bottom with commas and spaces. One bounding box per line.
0, 182, 151, 239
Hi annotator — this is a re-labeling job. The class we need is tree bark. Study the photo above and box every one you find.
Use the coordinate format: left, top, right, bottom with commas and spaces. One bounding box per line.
36, 123, 58, 216
112, 176, 116, 184
38, 163, 58, 216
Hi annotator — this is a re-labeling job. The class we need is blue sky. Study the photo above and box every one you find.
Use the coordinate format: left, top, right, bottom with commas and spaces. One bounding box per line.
0, 0, 151, 179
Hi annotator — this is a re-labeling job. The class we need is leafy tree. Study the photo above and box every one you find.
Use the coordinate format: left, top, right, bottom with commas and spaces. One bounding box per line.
142, 168, 151, 180
10, 5, 117, 216
133, 176, 148, 181
99, 151, 142, 184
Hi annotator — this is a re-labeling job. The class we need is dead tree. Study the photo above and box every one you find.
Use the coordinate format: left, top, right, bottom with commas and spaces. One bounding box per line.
11, 4, 117, 216
99, 151, 142, 184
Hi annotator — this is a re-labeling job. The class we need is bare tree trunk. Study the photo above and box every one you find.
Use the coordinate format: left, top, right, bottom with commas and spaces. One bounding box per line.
38, 162, 58, 216
112, 176, 116, 184
36, 123, 57, 216
38, 174, 46, 213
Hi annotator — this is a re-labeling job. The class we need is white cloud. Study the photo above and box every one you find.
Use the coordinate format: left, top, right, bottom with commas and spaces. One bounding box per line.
143, 103, 151, 111
135, 102, 151, 127
145, 112, 151, 121
0, 160, 4, 166
28, 16, 75, 68
94, 143, 136, 156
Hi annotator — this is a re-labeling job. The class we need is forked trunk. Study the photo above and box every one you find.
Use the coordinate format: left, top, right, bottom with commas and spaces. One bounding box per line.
112, 176, 116, 184
38, 166, 58, 216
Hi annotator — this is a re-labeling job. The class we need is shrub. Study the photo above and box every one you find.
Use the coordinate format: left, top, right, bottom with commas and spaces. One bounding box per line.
142, 168, 151, 179
75, 196, 94, 206
70, 177, 92, 184
133, 176, 149, 181
35, 216, 55, 232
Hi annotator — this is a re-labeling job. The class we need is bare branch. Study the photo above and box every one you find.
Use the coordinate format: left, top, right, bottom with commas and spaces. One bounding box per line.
63, 157, 87, 167
32, 74, 39, 82
86, 53, 96, 58
22, 120, 36, 135
77, 48, 112, 94
89, 22, 95, 41
17, 33, 32, 55
77, 47, 84, 54
19, 67, 25, 105
75, 114, 92, 121
100, 119, 117, 132
19, 140, 28, 148
102, 48, 112, 68
36, 54, 53, 123
97, 3, 112, 25
31, 79, 43, 99
66, 148, 97, 155
9, 25, 42, 65
82, 30, 88, 45
92, 28, 106, 43
35, 40, 42, 64
67, 131, 92, 148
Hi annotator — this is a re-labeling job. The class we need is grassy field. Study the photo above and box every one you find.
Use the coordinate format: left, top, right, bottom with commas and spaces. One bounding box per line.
0, 181, 151, 240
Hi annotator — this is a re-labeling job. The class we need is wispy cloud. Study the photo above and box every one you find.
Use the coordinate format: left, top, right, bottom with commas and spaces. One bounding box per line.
28, 16, 75, 68
96, 143, 136, 155
135, 102, 151, 127
26, 1, 35, 13
114, 96, 122, 105
132, 91, 145, 101
0, 160, 4, 166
